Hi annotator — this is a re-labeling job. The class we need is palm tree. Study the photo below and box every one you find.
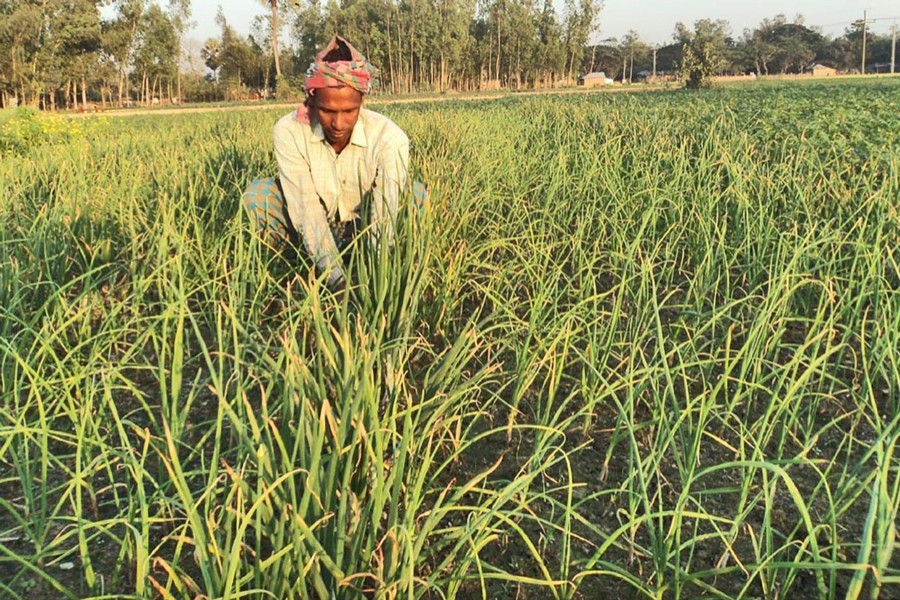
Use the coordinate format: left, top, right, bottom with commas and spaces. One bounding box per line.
259, 0, 282, 79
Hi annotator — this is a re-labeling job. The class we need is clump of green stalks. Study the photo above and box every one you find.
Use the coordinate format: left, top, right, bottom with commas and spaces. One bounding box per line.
0, 80, 899, 599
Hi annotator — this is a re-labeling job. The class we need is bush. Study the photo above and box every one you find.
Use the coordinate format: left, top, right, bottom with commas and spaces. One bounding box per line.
0, 107, 82, 154
276, 75, 299, 101
680, 43, 716, 89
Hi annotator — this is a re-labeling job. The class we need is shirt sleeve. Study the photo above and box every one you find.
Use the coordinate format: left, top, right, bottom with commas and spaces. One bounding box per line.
274, 119, 344, 286
371, 131, 410, 246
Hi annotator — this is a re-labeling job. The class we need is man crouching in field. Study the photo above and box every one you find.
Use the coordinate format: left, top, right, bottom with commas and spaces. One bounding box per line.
242, 36, 410, 291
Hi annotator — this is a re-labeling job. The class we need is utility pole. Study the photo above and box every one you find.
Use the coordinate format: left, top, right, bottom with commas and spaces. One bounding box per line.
652, 45, 658, 79
892, 23, 897, 74
861, 10, 868, 75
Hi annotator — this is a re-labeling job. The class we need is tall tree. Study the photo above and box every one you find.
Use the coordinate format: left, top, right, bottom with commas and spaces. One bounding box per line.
828, 23, 866, 72
562, 0, 602, 81
201, 38, 223, 81
0, 1, 44, 106
60, 0, 103, 109
133, 4, 177, 104
772, 22, 821, 73
675, 19, 734, 88
259, 0, 282, 80
250, 14, 274, 94
740, 15, 823, 74
534, 0, 566, 86
620, 29, 647, 82
106, 0, 146, 106
741, 16, 782, 75
290, 0, 328, 68
33, 0, 101, 109
167, 0, 193, 102
212, 8, 263, 96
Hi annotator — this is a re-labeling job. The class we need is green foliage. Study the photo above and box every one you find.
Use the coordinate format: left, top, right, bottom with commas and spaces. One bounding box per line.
133, 4, 178, 79
676, 19, 732, 88
274, 75, 296, 101
680, 42, 715, 89
1, 81, 899, 598
0, 107, 86, 153
741, 17, 828, 75
2, 4, 898, 106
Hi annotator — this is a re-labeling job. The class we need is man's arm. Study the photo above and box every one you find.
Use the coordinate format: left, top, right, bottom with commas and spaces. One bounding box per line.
274, 119, 344, 287
371, 133, 410, 245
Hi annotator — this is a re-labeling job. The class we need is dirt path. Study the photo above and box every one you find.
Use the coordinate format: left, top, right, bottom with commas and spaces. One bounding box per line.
67, 86, 663, 119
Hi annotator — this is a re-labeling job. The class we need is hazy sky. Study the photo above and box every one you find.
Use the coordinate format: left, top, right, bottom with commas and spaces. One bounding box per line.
185, 0, 899, 46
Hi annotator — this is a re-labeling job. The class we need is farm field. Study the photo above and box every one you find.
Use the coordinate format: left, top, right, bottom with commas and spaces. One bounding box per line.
1, 80, 899, 599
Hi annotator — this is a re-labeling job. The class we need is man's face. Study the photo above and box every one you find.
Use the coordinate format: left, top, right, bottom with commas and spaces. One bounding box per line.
311, 86, 363, 151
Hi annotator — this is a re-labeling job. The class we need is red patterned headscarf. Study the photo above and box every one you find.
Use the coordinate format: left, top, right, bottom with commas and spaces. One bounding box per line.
305, 36, 374, 94
297, 36, 375, 124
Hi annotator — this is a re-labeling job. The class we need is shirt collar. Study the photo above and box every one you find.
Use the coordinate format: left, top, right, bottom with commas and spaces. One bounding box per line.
311, 119, 326, 142
349, 116, 368, 148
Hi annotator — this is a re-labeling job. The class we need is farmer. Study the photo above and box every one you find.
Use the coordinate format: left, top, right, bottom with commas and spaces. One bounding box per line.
242, 36, 413, 291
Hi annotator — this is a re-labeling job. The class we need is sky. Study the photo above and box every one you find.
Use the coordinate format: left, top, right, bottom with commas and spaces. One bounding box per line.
184, 0, 900, 46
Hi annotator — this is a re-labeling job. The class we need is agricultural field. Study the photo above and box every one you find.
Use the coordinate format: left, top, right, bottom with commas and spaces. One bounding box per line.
1, 79, 899, 599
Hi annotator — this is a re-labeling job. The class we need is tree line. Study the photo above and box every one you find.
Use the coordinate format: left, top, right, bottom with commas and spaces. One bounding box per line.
597, 17, 897, 85
1, 1, 897, 110
0, 1, 193, 110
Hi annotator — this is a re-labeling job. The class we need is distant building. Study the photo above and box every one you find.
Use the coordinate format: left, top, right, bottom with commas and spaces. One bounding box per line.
807, 63, 837, 77
579, 72, 612, 87
635, 70, 652, 82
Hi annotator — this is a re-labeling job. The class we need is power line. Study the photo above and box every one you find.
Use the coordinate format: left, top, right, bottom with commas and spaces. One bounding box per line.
852, 12, 900, 74
772, 15, 900, 34
814, 21, 857, 29
599, 11, 899, 47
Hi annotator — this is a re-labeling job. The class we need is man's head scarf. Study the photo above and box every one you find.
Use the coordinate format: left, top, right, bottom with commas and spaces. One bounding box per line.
297, 36, 375, 124
305, 36, 374, 95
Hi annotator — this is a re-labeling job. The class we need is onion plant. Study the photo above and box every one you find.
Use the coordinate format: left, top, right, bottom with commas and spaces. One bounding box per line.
1, 79, 898, 599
